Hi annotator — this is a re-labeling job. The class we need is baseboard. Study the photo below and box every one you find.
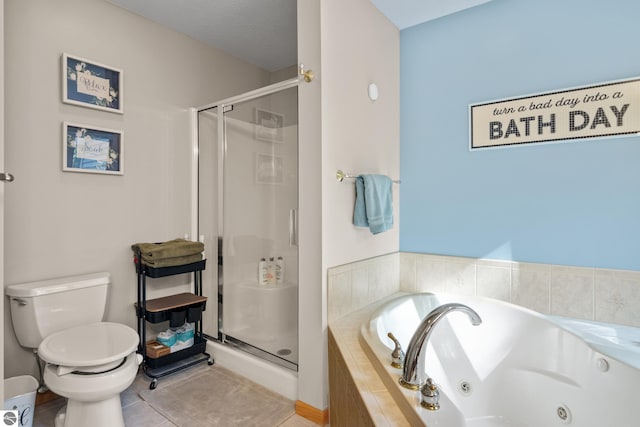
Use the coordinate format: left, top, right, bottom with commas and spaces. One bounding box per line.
35, 390, 60, 406
295, 400, 329, 426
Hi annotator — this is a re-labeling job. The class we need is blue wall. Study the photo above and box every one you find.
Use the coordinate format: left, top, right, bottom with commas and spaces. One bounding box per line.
400, 0, 640, 271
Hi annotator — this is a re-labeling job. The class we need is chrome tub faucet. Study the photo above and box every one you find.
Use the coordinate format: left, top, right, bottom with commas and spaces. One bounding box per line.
400, 303, 482, 391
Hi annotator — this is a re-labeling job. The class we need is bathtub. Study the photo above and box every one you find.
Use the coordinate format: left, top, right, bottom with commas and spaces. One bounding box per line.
359, 293, 640, 427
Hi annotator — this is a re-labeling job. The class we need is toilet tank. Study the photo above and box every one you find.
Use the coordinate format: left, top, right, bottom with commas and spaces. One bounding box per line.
5, 272, 110, 349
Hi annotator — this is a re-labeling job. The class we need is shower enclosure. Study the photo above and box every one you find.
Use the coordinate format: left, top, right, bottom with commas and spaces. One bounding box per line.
197, 81, 298, 370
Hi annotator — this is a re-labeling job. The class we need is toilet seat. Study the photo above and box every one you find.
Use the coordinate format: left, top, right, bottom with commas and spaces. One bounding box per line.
38, 322, 139, 375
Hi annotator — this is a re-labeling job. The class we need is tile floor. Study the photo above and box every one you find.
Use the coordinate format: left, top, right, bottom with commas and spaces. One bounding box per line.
33, 365, 318, 427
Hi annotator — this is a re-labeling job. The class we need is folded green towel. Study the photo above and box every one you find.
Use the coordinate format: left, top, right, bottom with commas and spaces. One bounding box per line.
132, 238, 204, 260
141, 253, 203, 268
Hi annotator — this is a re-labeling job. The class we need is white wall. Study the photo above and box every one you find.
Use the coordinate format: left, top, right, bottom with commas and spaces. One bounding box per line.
296, 0, 324, 412
294, 0, 401, 413
3, 0, 269, 378
321, 0, 400, 269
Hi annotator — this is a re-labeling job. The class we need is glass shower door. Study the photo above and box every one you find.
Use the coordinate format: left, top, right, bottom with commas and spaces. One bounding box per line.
220, 87, 298, 368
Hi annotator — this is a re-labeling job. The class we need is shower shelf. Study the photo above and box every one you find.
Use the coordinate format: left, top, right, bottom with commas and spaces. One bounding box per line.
134, 254, 214, 390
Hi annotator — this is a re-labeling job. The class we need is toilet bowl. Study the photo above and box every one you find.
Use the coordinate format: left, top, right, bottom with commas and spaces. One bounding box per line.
39, 322, 141, 427
5, 273, 141, 427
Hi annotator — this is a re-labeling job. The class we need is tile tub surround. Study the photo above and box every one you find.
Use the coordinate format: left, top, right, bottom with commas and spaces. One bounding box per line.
399, 253, 640, 328
327, 252, 640, 328
328, 253, 400, 323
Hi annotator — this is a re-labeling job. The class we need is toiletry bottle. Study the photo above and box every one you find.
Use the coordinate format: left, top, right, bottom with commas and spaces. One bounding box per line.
259, 258, 269, 285
267, 257, 276, 285
275, 256, 284, 285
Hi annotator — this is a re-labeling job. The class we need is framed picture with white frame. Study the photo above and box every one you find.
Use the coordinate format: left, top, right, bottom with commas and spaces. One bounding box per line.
62, 53, 123, 114
62, 122, 123, 175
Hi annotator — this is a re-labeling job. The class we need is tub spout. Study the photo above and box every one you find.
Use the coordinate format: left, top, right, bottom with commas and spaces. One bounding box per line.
400, 303, 482, 390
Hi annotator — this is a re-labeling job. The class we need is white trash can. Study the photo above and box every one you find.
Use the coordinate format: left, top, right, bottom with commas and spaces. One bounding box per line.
4, 375, 38, 427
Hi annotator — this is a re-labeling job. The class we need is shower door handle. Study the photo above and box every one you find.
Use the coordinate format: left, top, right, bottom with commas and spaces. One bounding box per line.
289, 209, 298, 247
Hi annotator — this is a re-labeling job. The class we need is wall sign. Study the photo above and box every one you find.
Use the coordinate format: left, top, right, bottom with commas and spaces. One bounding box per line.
469, 77, 640, 149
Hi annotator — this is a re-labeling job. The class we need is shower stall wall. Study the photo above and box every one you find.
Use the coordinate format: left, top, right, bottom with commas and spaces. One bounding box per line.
197, 81, 299, 370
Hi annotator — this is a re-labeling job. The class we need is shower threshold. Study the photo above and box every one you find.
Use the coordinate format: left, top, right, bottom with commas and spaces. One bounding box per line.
206, 334, 298, 372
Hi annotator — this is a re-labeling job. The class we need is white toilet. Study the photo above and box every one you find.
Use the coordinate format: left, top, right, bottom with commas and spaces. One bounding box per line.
6, 272, 141, 427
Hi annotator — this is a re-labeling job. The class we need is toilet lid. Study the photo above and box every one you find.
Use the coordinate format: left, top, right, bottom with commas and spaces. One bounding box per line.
38, 322, 139, 368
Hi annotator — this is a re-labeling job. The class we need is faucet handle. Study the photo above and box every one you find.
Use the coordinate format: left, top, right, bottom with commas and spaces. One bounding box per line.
420, 378, 440, 411
387, 332, 405, 369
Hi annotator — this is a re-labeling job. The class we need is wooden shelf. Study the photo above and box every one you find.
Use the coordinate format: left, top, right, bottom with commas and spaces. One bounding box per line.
143, 292, 207, 313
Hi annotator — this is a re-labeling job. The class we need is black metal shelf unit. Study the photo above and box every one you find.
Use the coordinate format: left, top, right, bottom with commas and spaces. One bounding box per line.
135, 253, 213, 390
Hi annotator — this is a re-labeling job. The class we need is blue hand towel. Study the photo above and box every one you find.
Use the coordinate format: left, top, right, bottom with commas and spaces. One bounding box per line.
353, 174, 393, 234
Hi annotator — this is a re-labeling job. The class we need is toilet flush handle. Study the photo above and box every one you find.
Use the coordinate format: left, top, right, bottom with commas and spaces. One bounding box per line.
12, 298, 28, 306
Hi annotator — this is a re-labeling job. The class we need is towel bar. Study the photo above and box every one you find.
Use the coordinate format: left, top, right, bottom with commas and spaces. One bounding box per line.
336, 170, 400, 184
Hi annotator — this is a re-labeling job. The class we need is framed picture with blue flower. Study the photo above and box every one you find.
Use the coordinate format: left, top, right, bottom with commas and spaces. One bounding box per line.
63, 122, 123, 175
62, 53, 123, 114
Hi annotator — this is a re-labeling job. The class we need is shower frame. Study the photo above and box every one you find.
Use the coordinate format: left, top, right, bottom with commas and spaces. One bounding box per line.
190, 76, 301, 371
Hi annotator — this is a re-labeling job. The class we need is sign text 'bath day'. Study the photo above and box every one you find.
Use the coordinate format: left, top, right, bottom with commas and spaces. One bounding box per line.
469, 77, 640, 149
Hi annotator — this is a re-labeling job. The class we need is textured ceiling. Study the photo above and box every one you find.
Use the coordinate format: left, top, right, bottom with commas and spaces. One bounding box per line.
105, 0, 493, 72
105, 0, 297, 72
